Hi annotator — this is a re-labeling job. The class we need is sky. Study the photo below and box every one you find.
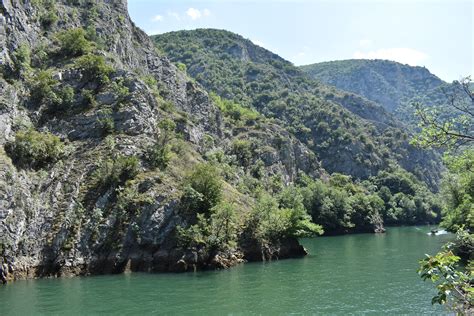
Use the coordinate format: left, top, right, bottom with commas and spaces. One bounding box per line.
128, 0, 473, 82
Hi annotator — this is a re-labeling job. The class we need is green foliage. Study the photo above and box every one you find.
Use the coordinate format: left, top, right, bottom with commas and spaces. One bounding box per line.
6, 129, 64, 169
300, 176, 354, 232
440, 151, 474, 232
181, 163, 223, 215
243, 192, 322, 245
115, 182, 153, 218
232, 139, 253, 167
29, 70, 76, 112
12, 44, 31, 75
142, 75, 157, 89
30, 69, 57, 103
177, 202, 238, 252
153, 29, 440, 186
97, 108, 115, 135
176, 62, 187, 73
411, 77, 473, 149
38, 0, 58, 29
419, 230, 473, 313
90, 155, 140, 190
210, 92, 259, 124
411, 79, 473, 312
81, 89, 97, 108
147, 144, 171, 170
57, 28, 93, 57
75, 54, 113, 85
298, 170, 438, 233
147, 119, 176, 170
371, 168, 441, 225
277, 186, 324, 237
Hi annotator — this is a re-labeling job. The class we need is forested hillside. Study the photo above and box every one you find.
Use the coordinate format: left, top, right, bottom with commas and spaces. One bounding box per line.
300, 59, 452, 121
152, 29, 443, 187
0, 1, 446, 284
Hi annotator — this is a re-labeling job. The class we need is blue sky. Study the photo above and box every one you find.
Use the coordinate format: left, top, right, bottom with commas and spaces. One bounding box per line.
128, 0, 473, 82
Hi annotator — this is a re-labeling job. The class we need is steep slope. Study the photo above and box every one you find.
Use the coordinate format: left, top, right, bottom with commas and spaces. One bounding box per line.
152, 29, 443, 186
0, 1, 323, 281
300, 59, 450, 115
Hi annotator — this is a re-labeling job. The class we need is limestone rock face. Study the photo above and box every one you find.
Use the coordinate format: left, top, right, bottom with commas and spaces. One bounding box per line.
0, 0, 319, 281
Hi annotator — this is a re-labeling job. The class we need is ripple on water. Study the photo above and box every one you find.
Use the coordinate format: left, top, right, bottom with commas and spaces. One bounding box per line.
1, 226, 452, 315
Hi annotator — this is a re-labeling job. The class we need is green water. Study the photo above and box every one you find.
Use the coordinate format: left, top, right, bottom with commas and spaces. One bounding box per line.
1, 226, 452, 315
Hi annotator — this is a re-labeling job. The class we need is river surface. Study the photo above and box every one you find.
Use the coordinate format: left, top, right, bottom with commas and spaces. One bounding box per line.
1, 226, 452, 315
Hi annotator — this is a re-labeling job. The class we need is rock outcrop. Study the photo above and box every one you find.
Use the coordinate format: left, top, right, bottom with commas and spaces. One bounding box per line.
0, 0, 319, 282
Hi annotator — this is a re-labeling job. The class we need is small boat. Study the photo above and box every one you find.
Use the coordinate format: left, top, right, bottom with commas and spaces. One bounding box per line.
430, 228, 438, 235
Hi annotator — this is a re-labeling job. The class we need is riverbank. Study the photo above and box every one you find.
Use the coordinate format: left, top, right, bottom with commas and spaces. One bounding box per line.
1, 237, 307, 283
0, 226, 451, 315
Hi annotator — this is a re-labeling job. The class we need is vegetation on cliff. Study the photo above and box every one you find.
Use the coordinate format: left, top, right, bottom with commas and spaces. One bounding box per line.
414, 77, 473, 313
152, 29, 443, 188
0, 0, 453, 284
300, 59, 449, 120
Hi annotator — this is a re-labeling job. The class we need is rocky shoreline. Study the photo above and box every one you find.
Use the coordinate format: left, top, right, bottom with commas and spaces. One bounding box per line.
1, 237, 306, 283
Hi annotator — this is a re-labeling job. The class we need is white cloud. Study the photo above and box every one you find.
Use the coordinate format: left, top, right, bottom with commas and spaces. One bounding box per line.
151, 15, 163, 22
186, 8, 211, 20
353, 48, 428, 66
167, 11, 181, 21
186, 8, 201, 20
358, 39, 372, 49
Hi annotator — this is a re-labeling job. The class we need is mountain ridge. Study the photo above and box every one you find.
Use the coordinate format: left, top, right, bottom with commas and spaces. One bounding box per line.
300, 59, 450, 116
152, 28, 443, 186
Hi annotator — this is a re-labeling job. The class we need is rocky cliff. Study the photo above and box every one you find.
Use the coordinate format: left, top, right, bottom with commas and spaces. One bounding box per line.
152, 29, 444, 187
0, 0, 320, 282
300, 59, 449, 115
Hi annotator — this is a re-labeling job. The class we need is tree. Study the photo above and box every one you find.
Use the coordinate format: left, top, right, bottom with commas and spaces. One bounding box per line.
6, 129, 64, 169
177, 202, 238, 253
440, 150, 474, 232
57, 28, 93, 57
412, 77, 474, 149
147, 119, 176, 170
419, 231, 473, 313
413, 77, 473, 312
181, 163, 223, 215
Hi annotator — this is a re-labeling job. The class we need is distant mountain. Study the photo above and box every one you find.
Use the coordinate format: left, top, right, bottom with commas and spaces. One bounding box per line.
152, 29, 443, 186
300, 59, 451, 116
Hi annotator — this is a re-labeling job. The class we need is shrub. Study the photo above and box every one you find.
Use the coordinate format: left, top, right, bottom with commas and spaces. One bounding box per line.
177, 202, 238, 252
176, 62, 187, 72
75, 54, 113, 85
52, 85, 75, 112
33, 0, 58, 28
90, 155, 140, 190
12, 44, 31, 75
81, 89, 97, 108
147, 119, 176, 170
210, 92, 259, 124
147, 144, 171, 170
278, 186, 324, 238
97, 109, 115, 135
57, 28, 93, 57
30, 70, 58, 103
30, 69, 75, 112
6, 129, 64, 169
419, 235, 473, 312
40, 10, 58, 29
181, 163, 223, 215
232, 139, 253, 167
244, 194, 291, 243
110, 78, 130, 106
